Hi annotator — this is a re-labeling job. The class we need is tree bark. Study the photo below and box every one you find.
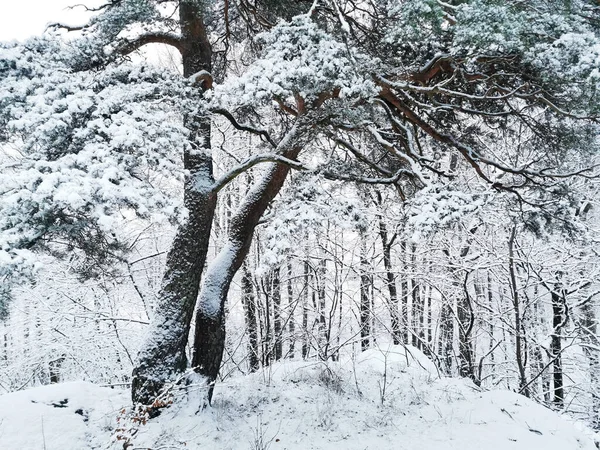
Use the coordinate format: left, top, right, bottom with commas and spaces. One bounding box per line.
457, 272, 477, 385
439, 301, 454, 375
191, 120, 310, 402
550, 288, 566, 407
400, 241, 409, 344
131, 0, 215, 406
316, 257, 328, 359
272, 267, 283, 361
287, 261, 296, 359
302, 259, 310, 359
242, 263, 260, 372
410, 243, 422, 350
486, 272, 496, 382
360, 234, 371, 352
580, 296, 600, 426
508, 227, 528, 397
378, 217, 401, 345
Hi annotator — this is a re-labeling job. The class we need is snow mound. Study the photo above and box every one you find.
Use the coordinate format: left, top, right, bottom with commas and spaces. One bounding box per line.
0, 381, 127, 449
0, 347, 596, 450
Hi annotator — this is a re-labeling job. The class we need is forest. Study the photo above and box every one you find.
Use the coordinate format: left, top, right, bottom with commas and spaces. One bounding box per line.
1, 0, 600, 449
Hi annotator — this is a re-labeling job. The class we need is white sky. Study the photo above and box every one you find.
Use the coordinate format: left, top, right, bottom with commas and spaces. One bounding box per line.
0, 1, 100, 41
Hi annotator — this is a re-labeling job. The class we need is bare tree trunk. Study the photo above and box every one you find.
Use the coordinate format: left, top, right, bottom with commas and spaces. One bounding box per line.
263, 276, 272, 367
287, 261, 296, 359
550, 288, 566, 407
49, 356, 65, 384
486, 272, 496, 382
302, 259, 310, 359
335, 263, 343, 361
272, 267, 282, 361
2, 332, 7, 362
242, 263, 260, 372
439, 300, 454, 375
131, 1, 216, 405
457, 272, 478, 385
360, 234, 371, 352
316, 257, 328, 359
426, 283, 433, 347
191, 121, 310, 402
411, 243, 423, 350
400, 241, 409, 344
508, 227, 528, 397
378, 217, 401, 345
580, 297, 600, 427
254, 272, 267, 367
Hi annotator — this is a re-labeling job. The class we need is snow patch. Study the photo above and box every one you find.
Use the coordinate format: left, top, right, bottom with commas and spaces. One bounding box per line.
0, 349, 596, 450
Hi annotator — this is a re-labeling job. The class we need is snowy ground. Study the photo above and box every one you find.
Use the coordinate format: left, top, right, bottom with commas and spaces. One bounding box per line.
1, 345, 597, 450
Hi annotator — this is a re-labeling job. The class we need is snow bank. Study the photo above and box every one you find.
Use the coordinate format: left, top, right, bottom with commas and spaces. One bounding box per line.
0, 348, 596, 449
0, 381, 127, 449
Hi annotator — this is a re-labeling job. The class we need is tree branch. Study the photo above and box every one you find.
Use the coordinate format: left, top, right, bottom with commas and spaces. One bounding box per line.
213, 108, 276, 147
46, 23, 86, 32
211, 152, 410, 193
114, 32, 183, 56
212, 154, 307, 193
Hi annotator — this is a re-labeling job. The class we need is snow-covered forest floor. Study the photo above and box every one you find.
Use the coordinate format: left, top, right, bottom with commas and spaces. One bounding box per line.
1, 345, 596, 450
4, 1, 600, 449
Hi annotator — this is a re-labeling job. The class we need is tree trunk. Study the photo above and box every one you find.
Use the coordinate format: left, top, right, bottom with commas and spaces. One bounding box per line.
426, 280, 433, 350
316, 257, 329, 359
400, 241, 409, 344
550, 288, 566, 407
287, 261, 296, 359
508, 227, 528, 397
255, 273, 270, 367
580, 296, 600, 427
49, 356, 65, 384
272, 267, 283, 361
457, 272, 477, 385
242, 263, 260, 372
378, 218, 401, 345
302, 259, 310, 359
411, 243, 423, 350
486, 271, 496, 383
191, 121, 310, 402
131, 1, 215, 405
360, 234, 371, 352
439, 301, 454, 375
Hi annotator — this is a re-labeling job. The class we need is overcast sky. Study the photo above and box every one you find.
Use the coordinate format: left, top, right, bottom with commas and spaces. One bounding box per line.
0, 1, 100, 41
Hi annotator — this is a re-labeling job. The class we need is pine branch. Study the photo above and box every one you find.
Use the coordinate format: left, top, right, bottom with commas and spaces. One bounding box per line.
114, 32, 183, 56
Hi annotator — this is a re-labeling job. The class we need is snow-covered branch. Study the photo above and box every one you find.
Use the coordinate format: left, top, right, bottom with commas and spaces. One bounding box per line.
114, 32, 183, 56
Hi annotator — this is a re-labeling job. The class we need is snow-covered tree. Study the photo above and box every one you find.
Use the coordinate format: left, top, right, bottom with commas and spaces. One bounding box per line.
2, 0, 600, 414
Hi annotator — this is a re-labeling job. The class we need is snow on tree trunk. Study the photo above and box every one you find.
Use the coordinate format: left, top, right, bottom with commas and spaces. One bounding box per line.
316, 257, 328, 359
287, 260, 296, 359
551, 288, 566, 407
131, 1, 215, 406
508, 227, 528, 397
191, 121, 309, 402
580, 298, 600, 427
359, 233, 371, 352
400, 241, 410, 344
242, 263, 260, 373
378, 217, 401, 345
457, 272, 477, 385
302, 259, 310, 360
131, 165, 216, 405
272, 267, 283, 361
